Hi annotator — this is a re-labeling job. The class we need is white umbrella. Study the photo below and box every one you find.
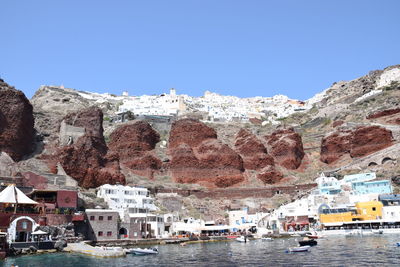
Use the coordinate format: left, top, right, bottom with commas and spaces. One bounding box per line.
31, 230, 48, 235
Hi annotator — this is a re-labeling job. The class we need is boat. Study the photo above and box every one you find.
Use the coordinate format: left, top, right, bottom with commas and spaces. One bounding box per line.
298, 238, 317, 246
125, 248, 159, 255
372, 229, 383, 234
236, 236, 248, 243
261, 237, 274, 241
286, 245, 311, 253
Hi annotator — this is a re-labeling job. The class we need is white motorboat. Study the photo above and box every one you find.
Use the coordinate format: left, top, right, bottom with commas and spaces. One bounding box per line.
236, 236, 248, 243
286, 245, 311, 253
125, 247, 159, 255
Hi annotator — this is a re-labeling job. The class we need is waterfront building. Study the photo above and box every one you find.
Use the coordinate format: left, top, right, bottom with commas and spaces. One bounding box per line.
319, 201, 383, 224
315, 173, 341, 195
351, 180, 392, 195
172, 217, 203, 236
97, 184, 157, 219
379, 194, 400, 206
343, 173, 376, 184
85, 209, 119, 241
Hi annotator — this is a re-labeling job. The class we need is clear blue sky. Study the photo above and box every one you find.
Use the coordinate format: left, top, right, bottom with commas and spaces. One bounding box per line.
1, 1, 400, 100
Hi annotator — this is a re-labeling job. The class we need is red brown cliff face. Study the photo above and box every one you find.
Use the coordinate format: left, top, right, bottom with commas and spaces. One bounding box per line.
367, 108, 400, 125
63, 107, 104, 138
257, 165, 284, 184
320, 126, 393, 164
169, 119, 217, 148
234, 129, 274, 170
168, 119, 245, 188
57, 107, 125, 188
108, 121, 162, 179
265, 128, 305, 170
350, 126, 393, 157
320, 130, 352, 164
0, 80, 35, 161
367, 108, 400, 119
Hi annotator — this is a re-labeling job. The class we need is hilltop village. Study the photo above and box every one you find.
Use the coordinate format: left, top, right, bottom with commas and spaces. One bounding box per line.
0, 65, 400, 256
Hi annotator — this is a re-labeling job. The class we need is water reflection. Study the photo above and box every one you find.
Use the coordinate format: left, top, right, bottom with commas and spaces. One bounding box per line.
5, 235, 400, 267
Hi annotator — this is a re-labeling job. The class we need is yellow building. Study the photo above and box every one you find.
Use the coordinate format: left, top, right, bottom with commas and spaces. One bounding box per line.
354, 201, 383, 221
320, 212, 353, 224
319, 201, 383, 224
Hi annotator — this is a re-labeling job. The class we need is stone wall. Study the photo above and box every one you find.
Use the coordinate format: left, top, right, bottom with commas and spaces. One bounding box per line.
59, 120, 85, 146
154, 183, 316, 199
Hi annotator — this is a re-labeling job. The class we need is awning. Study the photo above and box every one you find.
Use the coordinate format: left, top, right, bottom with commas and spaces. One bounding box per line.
200, 225, 231, 231
0, 185, 38, 204
31, 230, 48, 235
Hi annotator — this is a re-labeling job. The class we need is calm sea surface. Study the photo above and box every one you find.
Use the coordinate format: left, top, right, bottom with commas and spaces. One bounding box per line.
3, 235, 400, 267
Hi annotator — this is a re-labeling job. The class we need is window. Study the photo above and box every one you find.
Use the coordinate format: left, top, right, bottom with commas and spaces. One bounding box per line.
90, 216, 95, 221
107, 231, 112, 236
108, 216, 112, 220
99, 216, 104, 221
98, 231, 103, 236
22, 221, 28, 230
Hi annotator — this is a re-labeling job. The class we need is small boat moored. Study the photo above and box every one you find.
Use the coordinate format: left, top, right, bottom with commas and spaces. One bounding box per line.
236, 236, 248, 243
125, 247, 159, 255
286, 245, 311, 253
298, 238, 317, 247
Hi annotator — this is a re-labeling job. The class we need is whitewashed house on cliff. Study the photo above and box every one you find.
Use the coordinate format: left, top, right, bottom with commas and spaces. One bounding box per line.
97, 184, 157, 219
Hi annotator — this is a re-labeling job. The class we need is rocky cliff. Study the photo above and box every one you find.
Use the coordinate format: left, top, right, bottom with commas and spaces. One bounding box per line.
108, 121, 162, 179
320, 125, 394, 164
168, 119, 245, 188
0, 64, 399, 195
0, 80, 35, 161
56, 107, 125, 188
265, 128, 305, 170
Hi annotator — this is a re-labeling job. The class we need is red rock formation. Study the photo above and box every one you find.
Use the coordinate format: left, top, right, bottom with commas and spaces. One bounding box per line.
249, 118, 262, 125
108, 121, 162, 179
57, 107, 125, 188
257, 166, 284, 184
0, 80, 35, 161
367, 108, 400, 119
234, 129, 274, 170
169, 119, 217, 148
63, 107, 104, 138
320, 126, 393, 163
320, 130, 352, 164
168, 119, 244, 188
350, 126, 393, 158
332, 120, 344, 128
265, 128, 305, 170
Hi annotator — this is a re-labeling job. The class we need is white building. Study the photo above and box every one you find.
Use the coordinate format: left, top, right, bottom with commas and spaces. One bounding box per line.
97, 184, 157, 220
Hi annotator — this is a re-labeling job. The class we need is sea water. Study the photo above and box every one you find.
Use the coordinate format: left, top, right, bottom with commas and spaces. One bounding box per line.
3, 235, 400, 266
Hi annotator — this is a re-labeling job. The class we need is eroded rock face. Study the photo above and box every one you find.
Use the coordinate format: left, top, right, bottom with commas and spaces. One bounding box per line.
350, 126, 393, 158
0, 80, 35, 161
57, 107, 125, 188
320, 130, 352, 164
234, 129, 274, 170
320, 126, 393, 163
108, 121, 162, 179
367, 108, 400, 119
63, 107, 104, 138
168, 119, 244, 188
265, 128, 305, 170
169, 119, 217, 148
257, 166, 284, 184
